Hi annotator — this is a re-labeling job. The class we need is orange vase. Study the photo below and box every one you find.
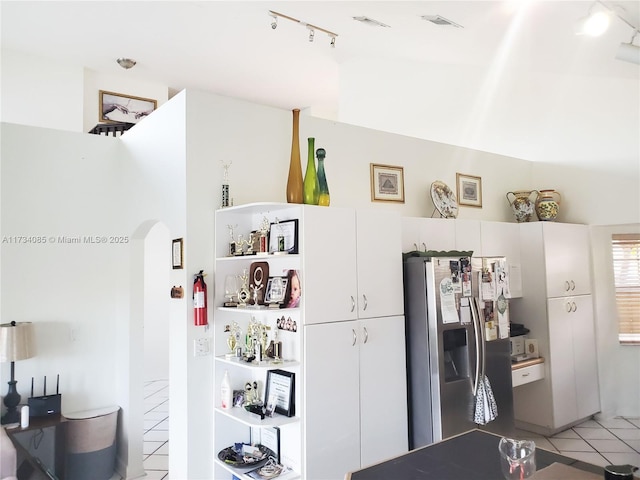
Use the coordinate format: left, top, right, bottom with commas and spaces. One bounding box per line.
286, 109, 304, 204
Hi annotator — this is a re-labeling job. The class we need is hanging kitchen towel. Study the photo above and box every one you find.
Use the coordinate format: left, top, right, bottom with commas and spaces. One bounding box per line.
474, 375, 498, 425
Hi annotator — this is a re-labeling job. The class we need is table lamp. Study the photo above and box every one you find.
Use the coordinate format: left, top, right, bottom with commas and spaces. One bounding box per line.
0, 321, 35, 424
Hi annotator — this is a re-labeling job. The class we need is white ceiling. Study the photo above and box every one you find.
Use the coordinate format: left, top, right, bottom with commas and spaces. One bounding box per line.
2, 0, 639, 116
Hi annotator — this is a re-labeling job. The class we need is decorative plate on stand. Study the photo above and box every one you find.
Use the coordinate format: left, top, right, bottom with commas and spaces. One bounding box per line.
430, 181, 459, 218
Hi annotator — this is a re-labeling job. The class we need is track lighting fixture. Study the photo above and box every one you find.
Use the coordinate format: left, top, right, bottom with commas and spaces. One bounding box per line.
616, 31, 640, 65
268, 10, 338, 47
576, 1, 640, 65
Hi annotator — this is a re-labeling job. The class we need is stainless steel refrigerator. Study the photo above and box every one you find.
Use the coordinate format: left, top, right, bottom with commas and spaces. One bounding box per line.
403, 255, 515, 450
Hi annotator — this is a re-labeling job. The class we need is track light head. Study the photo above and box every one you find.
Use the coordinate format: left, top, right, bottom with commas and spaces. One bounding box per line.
330, 36, 336, 47
309, 28, 315, 42
616, 32, 640, 64
269, 12, 278, 29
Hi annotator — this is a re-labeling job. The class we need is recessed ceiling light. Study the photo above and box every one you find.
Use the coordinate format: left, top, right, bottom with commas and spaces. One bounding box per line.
421, 15, 463, 28
353, 16, 390, 28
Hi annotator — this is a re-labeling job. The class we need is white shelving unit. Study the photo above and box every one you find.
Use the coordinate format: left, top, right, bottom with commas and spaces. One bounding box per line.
213, 203, 303, 480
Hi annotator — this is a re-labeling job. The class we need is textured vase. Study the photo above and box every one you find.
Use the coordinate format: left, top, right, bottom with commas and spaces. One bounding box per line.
506, 190, 538, 223
286, 109, 303, 204
303, 137, 319, 205
316, 147, 330, 206
535, 189, 561, 221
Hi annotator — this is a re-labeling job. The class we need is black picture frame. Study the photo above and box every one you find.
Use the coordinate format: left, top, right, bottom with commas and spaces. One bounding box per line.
263, 369, 295, 417
268, 219, 298, 254
172, 238, 184, 269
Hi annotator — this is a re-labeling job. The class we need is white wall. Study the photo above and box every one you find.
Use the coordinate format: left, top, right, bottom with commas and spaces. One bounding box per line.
0, 48, 169, 134
338, 57, 640, 174
1, 50, 84, 131
590, 224, 640, 419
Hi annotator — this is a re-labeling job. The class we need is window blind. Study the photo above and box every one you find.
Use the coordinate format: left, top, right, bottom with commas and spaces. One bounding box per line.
611, 233, 640, 345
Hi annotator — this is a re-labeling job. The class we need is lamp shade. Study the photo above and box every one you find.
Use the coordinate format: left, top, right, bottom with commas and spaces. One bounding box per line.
0, 322, 35, 362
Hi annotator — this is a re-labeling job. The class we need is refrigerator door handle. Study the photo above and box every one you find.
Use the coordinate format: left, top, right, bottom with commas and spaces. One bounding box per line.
470, 297, 481, 396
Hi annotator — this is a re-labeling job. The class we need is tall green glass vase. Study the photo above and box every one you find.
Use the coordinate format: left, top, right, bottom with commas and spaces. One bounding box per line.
316, 148, 330, 206
303, 137, 319, 205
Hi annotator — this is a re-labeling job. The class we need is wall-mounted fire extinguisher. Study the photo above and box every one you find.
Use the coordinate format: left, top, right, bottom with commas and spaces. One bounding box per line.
193, 270, 208, 326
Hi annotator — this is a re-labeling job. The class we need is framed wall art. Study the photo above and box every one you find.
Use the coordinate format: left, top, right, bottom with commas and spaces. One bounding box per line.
456, 173, 483, 208
370, 163, 405, 203
172, 238, 184, 269
99, 90, 157, 124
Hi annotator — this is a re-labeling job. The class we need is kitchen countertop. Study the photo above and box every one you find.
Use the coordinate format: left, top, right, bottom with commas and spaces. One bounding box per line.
512, 356, 545, 370
345, 429, 602, 480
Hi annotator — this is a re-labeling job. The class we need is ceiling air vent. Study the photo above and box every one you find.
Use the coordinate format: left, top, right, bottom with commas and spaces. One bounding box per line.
353, 16, 390, 28
421, 15, 463, 28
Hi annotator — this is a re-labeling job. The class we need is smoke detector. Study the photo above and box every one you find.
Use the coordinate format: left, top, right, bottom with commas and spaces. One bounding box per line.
421, 15, 463, 28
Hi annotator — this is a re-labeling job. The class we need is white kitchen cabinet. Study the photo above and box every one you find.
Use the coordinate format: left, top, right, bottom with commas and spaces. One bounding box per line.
548, 295, 599, 422
304, 315, 408, 479
481, 221, 522, 298
304, 207, 403, 325
511, 222, 599, 436
401, 217, 455, 253
538, 223, 591, 297
455, 219, 482, 255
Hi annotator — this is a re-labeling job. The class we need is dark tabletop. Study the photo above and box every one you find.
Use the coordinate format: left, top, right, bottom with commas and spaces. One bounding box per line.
347, 429, 604, 480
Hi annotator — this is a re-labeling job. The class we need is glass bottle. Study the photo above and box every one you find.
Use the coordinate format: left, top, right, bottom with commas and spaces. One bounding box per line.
303, 137, 319, 205
286, 109, 303, 204
316, 147, 330, 206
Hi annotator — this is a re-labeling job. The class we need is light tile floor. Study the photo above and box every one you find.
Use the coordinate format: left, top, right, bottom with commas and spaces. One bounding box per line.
516, 417, 640, 469
143, 379, 169, 480
140, 380, 639, 479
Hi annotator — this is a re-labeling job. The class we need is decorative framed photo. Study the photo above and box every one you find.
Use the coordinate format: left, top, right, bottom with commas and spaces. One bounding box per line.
269, 219, 298, 254
265, 277, 288, 305
370, 163, 405, 203
172, 238, 184, 269
264, 369, 295, 417
99, 90, 157, 124
456, 173, 483, 208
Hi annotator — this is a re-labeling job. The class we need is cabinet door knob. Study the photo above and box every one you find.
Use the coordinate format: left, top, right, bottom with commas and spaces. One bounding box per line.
363, 327, 369, 344
352, 329, 357, 346
572, 302, 577, 312
350, 296, 355, 312
362, 294, 368, 311
565, 281, 571, 291
566, 302, 572, 313
570, 280, 576, 291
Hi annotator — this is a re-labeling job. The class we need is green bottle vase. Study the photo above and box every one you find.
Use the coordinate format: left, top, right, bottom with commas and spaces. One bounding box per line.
286, 109, 303, 204
303, 137, 319, 205
316, 148, 330, 206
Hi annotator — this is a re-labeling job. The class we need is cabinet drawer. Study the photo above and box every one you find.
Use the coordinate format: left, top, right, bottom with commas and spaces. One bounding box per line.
512, 363, 544, 387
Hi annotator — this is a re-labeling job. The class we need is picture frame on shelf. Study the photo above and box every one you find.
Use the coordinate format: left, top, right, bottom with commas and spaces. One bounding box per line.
370, 163, 405, 203
268, 219, 298, 254
172, 238, 184, 269
99, 90, 157, 124
283, 269, 301, 309
456, 173, 483, 208
265, 277, 288, 306
263, 369, 295, 417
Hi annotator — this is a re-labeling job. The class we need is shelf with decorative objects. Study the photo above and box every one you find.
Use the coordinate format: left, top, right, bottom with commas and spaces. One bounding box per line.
214, 202, 303, 480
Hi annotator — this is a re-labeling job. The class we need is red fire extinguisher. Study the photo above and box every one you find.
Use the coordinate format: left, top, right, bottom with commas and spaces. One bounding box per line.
193, 270, 208, 326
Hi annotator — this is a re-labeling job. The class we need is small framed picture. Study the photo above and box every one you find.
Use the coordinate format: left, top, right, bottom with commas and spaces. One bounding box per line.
269, 219, 298, 254
370, 163, 405, 203
99, 90, 157, 124
264, 369, 295, 417
456, 173, 483, 208
172, 238, 184, 269
265, 277, 288, 305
